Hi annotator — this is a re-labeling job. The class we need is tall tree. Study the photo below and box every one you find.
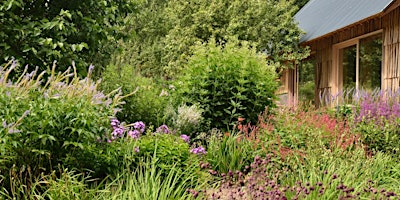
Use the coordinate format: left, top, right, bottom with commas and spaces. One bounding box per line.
0, 0, 137, 75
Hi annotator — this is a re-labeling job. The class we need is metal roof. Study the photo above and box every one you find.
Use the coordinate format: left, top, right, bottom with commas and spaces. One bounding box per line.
295, 0, 394, 43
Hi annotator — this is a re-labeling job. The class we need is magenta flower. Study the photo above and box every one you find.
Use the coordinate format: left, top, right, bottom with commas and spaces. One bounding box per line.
180, 134, 190, 143
133, 121, 145, 133
134, 147, 140, 153
112, 127, 124, 137
190, 146, 206, 155
156, 125, 170, 134
128, 130, 140, 139
110, 119, 120, 128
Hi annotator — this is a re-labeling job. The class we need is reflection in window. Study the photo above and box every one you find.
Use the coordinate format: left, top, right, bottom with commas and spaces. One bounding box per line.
340, 45, 357, 89
360, 34, 382, 90
339, 33, 382, 91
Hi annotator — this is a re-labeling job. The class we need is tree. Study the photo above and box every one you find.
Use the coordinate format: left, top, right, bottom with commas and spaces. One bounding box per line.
112, 0, 171, 78
294, 0, 310, 10
0, 0, 137, 75
116, 0, 309, 78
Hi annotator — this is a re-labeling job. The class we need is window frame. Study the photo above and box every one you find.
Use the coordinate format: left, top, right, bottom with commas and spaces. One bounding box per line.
332, 30, 383, 94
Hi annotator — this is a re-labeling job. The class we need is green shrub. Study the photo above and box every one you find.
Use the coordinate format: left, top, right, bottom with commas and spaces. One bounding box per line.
100, 64, 171, 127
0, 61, 124, 181
176, 38, 278, 131
118, 133, 191, 173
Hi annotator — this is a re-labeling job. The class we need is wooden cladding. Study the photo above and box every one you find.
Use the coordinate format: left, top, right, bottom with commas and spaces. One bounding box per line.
277, 68, 298, 107
312, 39, 333, 106
332, 17, 382, 44
383, 6, 400, 91
306, 5, 400, 106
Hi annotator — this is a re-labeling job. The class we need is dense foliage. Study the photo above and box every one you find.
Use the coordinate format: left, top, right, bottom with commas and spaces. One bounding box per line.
176, 39, 278, 130
0, 0, 136, 75
100, 64, 170, 126
116, 0, 308, 78
0, 61, 127, 190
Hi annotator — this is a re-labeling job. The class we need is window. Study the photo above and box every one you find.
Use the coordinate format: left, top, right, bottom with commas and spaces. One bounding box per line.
336, 32, 382, 91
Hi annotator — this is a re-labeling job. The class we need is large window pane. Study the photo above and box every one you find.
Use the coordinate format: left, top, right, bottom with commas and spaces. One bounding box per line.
359, 34, 382, 90
340, 45, 357, 89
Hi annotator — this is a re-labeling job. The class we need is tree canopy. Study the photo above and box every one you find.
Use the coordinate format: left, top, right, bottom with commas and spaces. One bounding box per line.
117, 0, 309, 78
0, 0, 136, 75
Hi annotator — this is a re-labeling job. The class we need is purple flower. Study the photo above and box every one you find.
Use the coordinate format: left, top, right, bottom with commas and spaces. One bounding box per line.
128, 130, 140, 139
88, 64, 94, 73
111, 119, 120, 128
180, 134, 190, 143
133, 121, 145, 133
156, 125, 169, 134
22, 110, 30, 117
8, 128, 21, 134
134, 147, 140, 153
190, 146, 206, 155
112, 127, 124, 137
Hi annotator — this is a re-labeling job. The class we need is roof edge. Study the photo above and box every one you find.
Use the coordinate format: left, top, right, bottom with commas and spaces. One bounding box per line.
300, 12, 383, 45
383, 0, 400, 14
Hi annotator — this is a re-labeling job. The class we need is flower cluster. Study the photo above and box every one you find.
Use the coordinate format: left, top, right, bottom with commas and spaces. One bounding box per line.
128, 130, 140, 139
111, 119, 125, 140
133, 121, 145, 133
180, 134, 190, 143
110, 119, 146, 141
356, 94, 400, 125
155, 124, 170, 134
128, 121, 145, 139
190, 146, 206, 155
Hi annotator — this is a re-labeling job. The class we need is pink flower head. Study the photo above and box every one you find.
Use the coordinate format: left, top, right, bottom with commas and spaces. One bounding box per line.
190, 146, 206, 155
180, 134, 190, 143
128, 129, 140, 139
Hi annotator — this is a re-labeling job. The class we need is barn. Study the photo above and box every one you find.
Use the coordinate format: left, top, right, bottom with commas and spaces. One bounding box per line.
285, 0, 400, 106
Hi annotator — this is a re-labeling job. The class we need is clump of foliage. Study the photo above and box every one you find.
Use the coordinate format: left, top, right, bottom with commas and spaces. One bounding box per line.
163, 104, 204, 137
206, 134, 258, 174
0, 60, 126, 187
176, 38, 278, 131
0, 0, 136, 75
102, 156, 208, 200
101, 64, 171, 127
124, 133, 191, 172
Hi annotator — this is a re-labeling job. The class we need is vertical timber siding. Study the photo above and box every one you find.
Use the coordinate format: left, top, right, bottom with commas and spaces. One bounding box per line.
311, 39, 333, 106
383, 6, 400, 91
308, 15, 384, 106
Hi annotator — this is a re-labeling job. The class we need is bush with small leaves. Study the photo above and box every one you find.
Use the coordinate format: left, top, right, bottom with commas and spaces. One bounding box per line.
176, 38, 278, 131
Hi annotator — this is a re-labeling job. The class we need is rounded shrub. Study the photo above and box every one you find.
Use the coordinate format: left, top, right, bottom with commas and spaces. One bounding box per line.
122, 133, 191, 172
176, 38, 278, 131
